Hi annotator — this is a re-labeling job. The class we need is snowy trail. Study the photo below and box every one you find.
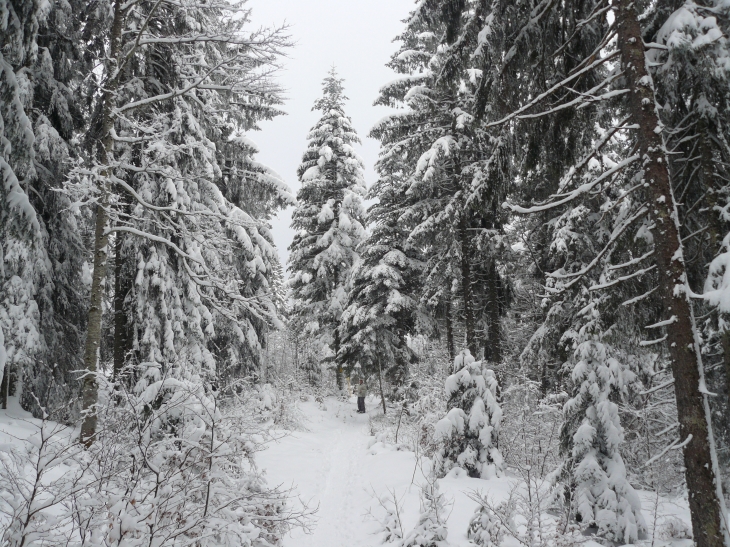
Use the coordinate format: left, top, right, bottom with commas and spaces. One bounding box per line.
259, 396, 381, 547
257, 395, 507, 547
257, 397, 695, 547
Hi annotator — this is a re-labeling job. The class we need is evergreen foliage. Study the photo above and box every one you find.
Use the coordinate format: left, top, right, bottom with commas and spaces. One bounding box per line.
337, 169, 422, 389
0, 0, 88, 416
288, 68, 366, 389
435, 349, 503, 479
554, 323, 645, 543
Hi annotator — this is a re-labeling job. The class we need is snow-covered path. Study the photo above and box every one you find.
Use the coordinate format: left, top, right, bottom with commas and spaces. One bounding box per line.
259, 396, 390, 547
257, 396, 695, 547
258, 395, 503, 547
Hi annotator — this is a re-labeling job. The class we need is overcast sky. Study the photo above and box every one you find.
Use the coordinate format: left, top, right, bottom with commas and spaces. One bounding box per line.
246, 0, 414, 269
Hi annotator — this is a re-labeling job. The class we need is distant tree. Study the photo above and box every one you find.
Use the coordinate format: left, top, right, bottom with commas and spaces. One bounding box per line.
288, 68, 366, 390
337, 168, 423, 397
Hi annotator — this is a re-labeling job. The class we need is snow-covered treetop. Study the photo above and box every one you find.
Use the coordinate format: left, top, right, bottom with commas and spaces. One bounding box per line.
288, 68, 366, 358
313, 67, 350, 114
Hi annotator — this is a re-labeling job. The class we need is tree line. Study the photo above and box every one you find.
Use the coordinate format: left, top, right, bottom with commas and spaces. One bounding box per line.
287, 2, 730, 546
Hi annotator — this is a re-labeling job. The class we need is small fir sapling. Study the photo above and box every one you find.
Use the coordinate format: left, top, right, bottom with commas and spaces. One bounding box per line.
435, 350, 503, 478
401, 478, 450, 547
467, 502, 506, 547
556, 334, 646, 544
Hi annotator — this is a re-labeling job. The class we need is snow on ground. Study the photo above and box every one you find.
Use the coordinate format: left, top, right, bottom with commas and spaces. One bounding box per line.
0, 394, 696, 547
259, 394, 512, 547
0, 397, 47, 446
258, 395, 695, 547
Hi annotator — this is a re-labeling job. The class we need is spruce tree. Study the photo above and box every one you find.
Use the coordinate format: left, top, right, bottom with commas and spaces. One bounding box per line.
337, 168, 422, 396
555, 313, 645, 543
371, 2, 513, 362
66, 0, 291, 442
435, 349, 503, 479
0, 0, 89, 416
288, 68, 366, 390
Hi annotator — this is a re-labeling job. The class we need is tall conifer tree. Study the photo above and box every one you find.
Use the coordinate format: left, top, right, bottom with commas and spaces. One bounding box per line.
288, 69, 366, 390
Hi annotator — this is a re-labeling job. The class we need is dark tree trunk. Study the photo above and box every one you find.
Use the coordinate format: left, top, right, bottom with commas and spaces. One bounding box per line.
444, 294, 455, 362
112, 231, 130, 381
721, 332, 730, 423
459, 216, 476, 356
334, 328, 343, 391
377, 351, 387, 415
617, 2, 726, 545
484, 259, 502, 365
0, 365, 9, 410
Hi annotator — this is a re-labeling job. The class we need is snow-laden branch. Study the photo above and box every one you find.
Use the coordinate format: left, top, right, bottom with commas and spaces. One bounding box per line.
505, 154, 639, 214
542, 206, 648, 294
485, 50, 620, 129
589, 265, 655, 291
644, 435, 692, 467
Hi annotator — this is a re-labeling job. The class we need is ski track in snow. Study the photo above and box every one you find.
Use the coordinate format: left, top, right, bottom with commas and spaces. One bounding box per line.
261, 396, 382, 547
260, 395, 521, 547
257, 395, 696, 547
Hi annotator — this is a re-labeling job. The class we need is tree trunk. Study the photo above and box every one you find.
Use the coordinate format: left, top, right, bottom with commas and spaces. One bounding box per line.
80, 0, 124, 446
334, 328, 343, 391
484, 259, 502, 365
458, 216, 476, 356
377, 351, 387, 415
112, 231, 130, 381
699, 119, 730, 424
0, 365, 9, 410
721, 331, 730, 424
616, 2, 727, 545
444, 294, 455, 362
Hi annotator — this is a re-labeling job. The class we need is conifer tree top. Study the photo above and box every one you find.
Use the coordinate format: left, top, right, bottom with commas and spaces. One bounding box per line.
313, 67, 349, 114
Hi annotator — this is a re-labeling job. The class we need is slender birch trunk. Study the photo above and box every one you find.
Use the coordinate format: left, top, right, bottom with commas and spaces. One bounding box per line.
80, 0, 124, 446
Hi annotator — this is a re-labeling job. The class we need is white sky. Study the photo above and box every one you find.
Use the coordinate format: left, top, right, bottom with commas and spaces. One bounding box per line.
246, 0, 414, 269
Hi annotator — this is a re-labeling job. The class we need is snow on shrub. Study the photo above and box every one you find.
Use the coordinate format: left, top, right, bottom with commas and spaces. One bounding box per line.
435, 350, 503, 479
401, 479, 449, 547
658, 516, 692, 540
557, 337, 645, 543
368, 488, 404, 544
467, 502, 506, 547
0, 376, 304, 546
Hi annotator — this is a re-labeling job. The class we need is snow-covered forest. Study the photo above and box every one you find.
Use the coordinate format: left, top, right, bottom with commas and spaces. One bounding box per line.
2, 0, 730, 546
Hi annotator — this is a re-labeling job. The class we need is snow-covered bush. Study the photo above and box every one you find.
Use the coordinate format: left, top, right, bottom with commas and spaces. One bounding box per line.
469, 468, 585, 547
498, 379, 563, 480
658, 516, 692, 540
401, 478, 450, 547
256, 382, 279, 419
369, 488, 404, 544
0, 376, 307, 546
467, 502, 506, 547
556, 337, 645, 543
0, 414, 89, 546
435, 350, 503, 478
